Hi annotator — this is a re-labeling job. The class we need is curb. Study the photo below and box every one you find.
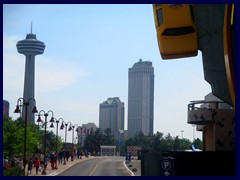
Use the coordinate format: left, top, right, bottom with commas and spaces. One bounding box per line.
123, 161, 135, 176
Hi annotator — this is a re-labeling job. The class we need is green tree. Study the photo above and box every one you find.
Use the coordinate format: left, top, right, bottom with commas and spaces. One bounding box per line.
103, 128, 114, 145
173, 136, 181, 151
3, 117, 20, 156
3, 117, 41, 157
180, 138, 192, 150
193, 138, 203, 150
159, 133, 174, 151
152, 132, 163, 150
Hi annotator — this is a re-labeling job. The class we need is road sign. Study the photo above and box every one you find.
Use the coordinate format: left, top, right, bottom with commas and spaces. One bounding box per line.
160, 157, 175, 176
118, 140, 122, 146
126, 152, 131, 161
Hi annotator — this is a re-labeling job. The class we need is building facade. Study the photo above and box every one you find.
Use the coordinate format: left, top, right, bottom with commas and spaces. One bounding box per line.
77, 123, 98, 148
99, 97, 124, 138
188, 92, 235, 151
128, 59, 154, 137
3, 100, 10, 118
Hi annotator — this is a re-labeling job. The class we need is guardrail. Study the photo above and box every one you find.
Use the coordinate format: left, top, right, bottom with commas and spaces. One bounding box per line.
187, 100, 234, 125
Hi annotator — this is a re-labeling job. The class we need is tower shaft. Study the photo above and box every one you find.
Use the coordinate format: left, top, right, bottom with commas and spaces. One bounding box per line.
22, 54, 36, 124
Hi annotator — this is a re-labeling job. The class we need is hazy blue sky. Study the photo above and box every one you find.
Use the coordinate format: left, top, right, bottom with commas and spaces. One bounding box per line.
3, 4, 211, 143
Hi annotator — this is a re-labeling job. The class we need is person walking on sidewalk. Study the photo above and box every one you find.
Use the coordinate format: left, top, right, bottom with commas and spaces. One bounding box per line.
35, 158, 40, 175
66, 149, 70, 162
50, 152, 56, 170
27, 158, 33, 175
77, 149, 80, 159
45, 155, 49, 170
70, 150, 74, 161
58, 151, 63, 165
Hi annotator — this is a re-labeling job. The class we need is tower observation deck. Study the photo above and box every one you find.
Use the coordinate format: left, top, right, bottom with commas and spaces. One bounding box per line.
16, 32, 45, 124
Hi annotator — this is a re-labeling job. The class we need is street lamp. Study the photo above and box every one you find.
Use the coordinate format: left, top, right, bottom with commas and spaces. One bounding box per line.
60, 121, 71, 165
80, 127, 84, 149
37, 110, 54, 175
180, 130, 184, 139
72, 124, 79, 152
14, 97, 38, 176
68, 123, 79, 161
52, 118, 63, 169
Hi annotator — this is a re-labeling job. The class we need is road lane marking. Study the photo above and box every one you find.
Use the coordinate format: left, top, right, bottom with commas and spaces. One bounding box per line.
89, 164, 98, 176
122, 161, 135, 176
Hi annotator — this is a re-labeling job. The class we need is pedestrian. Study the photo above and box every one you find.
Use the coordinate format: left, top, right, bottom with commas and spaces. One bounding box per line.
70, 150, 74, 161
66, 149, 70, 162
35, 157, 40, 175
50, 153, 55, 170
31, 154, 36, 165
62, 149, 66, 164
40, 153, 44, 171
44, 155, 49, 170
77, 149, 80, 159
27, 158, 33, 175
58, 151, 63, 164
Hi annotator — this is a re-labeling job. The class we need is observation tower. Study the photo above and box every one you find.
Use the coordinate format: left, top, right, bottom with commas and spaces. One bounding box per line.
16, 27, 45, 124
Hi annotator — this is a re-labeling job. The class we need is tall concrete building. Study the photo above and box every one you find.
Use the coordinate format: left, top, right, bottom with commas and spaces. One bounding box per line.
77, 123, 98, 147
3, 100, 10, 118
128, 59, 154, 137
99, 97, 124, 138
16, 30, 45, 124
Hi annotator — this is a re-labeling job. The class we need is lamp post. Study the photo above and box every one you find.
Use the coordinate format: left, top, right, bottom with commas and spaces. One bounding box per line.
60, 121, 71, 165
72, 124, 79, 152
76, 126, 80, 150
37, 110, 54, 175
67, 123, 76, 161
14, 97, 38, 176
180, 130, 184, 139
68, 124, 74, 152
53, 118, 63, 169
80, 127, 83, 149
118, 130, 123, 156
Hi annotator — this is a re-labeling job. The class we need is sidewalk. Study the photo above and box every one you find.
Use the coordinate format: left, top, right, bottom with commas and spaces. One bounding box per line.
124, 158, 141, 176
27, 156, 94, 176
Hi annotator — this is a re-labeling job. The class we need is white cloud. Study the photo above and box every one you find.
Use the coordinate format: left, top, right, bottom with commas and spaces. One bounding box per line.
3, 33, 90, 94
35, 56, 89, 93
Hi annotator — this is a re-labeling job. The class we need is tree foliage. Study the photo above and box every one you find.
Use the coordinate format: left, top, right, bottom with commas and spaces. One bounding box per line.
84, 128, 114, 154
3, 117, 41, 157
125, 131, 198, 152
3, 117, 63, 158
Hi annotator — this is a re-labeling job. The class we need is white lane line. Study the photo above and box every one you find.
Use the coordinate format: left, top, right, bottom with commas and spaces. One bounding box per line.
122, 161, 135, 176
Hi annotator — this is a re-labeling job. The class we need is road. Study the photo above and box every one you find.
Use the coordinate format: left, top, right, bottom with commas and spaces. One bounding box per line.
58, 156, 132, 176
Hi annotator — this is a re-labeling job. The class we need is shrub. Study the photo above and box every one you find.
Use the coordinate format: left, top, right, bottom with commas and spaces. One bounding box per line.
3, 166, 25, 176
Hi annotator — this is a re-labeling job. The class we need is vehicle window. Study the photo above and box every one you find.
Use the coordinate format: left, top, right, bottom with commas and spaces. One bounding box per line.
190, 5, 195, 22
157, 8, 163, 26
162, 26, 195, 36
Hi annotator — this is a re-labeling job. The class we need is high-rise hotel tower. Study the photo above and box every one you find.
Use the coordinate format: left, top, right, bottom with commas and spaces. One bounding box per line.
99, 97, 124, 138
128, 59, 154, 137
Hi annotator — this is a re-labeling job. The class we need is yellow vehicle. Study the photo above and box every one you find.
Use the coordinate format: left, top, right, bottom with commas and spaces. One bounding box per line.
153, 4, 198, 60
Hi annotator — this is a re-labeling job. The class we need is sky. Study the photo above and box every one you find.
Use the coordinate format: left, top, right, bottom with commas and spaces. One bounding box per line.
3, 4, 212, 143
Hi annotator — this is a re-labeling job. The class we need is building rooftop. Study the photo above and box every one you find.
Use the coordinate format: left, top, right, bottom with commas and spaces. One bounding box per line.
102, 97, 122, 105
132, 59, 152, 68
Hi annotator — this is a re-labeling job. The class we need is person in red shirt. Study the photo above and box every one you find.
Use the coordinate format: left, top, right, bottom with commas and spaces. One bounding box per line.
34, 157, 40, 175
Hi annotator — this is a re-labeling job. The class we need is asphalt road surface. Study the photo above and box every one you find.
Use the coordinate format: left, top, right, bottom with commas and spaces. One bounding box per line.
58, 156, 132, 176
